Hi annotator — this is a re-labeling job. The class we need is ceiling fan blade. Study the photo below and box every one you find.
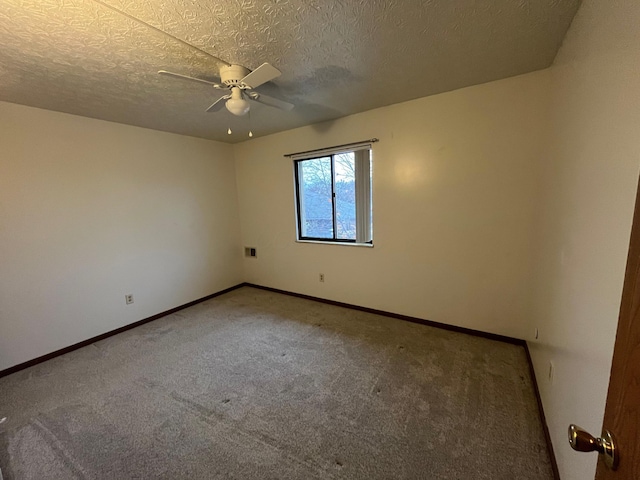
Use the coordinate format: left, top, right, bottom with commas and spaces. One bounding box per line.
158, 70, 223, 88
206, 95, 230, 112
249, 92, 294, 111
241, 63, 282, 88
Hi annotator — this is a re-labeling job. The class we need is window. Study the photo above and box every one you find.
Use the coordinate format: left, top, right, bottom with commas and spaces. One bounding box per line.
294, 146, 372, 244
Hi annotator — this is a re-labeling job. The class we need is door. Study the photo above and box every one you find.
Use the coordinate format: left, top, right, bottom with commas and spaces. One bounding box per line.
587, 177, 640, 479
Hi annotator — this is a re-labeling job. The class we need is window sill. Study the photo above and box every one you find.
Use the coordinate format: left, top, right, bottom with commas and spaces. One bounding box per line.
295, 239, 374, 248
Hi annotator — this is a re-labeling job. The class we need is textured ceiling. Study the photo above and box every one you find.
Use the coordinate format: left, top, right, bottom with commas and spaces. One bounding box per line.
0, 0, 581, 143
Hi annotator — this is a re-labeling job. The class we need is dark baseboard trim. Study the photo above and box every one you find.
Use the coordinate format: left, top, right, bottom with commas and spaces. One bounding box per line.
524, 342, 560, 480
1, 280, 558, 478
0, 283, 245, 379
245, 282, 559, 476
243, 283, 524, 346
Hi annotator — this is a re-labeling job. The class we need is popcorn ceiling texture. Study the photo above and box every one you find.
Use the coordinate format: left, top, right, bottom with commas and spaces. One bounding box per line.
0, 0, 580, 142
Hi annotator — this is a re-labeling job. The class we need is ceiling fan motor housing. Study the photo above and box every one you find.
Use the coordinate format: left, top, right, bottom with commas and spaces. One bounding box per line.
220, 65, 251, 87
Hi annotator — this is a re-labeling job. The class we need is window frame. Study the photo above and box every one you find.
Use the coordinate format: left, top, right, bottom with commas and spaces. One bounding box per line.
293, 146, 373, 245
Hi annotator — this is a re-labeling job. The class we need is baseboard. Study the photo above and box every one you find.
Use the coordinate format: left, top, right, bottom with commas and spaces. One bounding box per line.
1, 282, 558, 477
244, 283, 559, 477
524, 342, 560, 480
0, 283, 245, 379
243, 283, 524, 346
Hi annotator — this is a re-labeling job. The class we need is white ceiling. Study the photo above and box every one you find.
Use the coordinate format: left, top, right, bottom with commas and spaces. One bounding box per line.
0, 0, 581, 143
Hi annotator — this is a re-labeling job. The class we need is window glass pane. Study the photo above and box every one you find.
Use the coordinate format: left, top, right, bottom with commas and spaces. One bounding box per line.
298, 157, 333, 239
334, 152, 356, 240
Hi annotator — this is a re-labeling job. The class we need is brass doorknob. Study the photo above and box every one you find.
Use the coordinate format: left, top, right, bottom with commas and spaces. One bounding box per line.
568, 424, 618, 470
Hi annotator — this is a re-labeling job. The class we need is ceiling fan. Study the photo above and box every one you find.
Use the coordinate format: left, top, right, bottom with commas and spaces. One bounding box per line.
159, 63, 294, 116
87, 0, 294, 118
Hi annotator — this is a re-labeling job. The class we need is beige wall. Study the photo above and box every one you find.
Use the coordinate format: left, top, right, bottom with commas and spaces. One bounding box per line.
234, 70, 550, 339
528, 1, 640, 479
3, 2, 638, 477
0, 101, 243, 371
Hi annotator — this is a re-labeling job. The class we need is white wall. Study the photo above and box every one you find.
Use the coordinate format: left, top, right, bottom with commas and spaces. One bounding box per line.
234, 71, 550, 339
0, 101, 243, 371
4, 3, 638, 475
528, 0, 640, 478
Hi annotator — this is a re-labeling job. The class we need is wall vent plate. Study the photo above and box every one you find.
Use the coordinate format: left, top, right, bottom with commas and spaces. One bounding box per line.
244, 247, 257, 258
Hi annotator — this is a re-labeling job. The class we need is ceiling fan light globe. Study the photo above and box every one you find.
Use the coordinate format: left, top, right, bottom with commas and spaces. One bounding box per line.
226, 98, 250, 116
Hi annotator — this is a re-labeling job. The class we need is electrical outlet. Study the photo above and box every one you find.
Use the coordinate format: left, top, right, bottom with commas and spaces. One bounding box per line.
319, 273, 325, 282
548, 361, 555, 383
125, 294, 134, 305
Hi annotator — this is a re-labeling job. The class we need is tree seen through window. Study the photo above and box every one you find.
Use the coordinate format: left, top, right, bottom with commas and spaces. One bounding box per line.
295, 148, 371, 243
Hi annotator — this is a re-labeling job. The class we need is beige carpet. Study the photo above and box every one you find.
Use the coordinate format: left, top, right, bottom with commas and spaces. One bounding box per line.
0, 286, 553, 479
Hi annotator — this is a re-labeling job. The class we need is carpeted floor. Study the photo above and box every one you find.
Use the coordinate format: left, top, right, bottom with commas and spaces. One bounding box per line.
0, 286, 553, 479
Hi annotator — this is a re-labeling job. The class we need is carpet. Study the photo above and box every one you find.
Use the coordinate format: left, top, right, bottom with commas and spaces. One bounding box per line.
0, 286, 553, 479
